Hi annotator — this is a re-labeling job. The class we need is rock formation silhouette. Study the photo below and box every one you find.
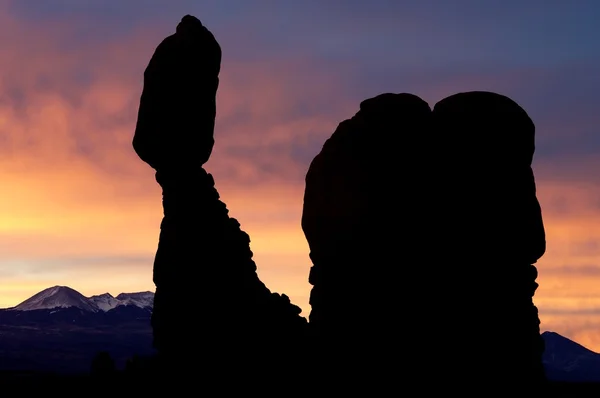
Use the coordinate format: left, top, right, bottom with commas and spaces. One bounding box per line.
302, 93, 434, 388
131, 13, 545, 390
432, 91, 546, 388
302, 91, 546, 389
133, 15, 307, 384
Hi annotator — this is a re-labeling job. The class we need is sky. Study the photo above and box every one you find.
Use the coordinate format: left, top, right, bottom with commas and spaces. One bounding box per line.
0, 0, 600, 349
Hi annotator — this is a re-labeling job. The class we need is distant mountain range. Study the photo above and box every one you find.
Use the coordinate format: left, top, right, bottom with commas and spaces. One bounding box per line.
1, 286, 600, 381
0, 286, 155, 374
9, 285, 154, 312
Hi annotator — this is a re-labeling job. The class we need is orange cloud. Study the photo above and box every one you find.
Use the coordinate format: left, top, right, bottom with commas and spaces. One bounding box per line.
529, 180, 600, 350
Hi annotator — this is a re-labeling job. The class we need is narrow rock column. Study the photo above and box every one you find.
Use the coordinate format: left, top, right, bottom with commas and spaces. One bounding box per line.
132, 15, 222, 367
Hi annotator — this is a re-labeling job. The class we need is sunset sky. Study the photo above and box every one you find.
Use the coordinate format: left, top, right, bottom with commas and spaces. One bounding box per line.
1, 1, 600, 349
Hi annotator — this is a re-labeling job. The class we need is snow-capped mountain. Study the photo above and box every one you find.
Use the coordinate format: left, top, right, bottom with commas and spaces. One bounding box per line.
13, 286, 101, 312
9, 286, 154, 312
88, 293, 120, 311
0, 286, 155, 375
88, 292, 154, 311
115, 292, 154, 309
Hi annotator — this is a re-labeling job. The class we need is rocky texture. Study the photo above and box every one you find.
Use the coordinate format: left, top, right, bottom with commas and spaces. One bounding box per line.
302, 91, 546, 389
133, 15, 307, 384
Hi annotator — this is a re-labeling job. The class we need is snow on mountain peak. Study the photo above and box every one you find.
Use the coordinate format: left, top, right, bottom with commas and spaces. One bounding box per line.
89, 291, 154, 311
14, 285, 101, 312
10, 286, 155, 312
88, 292, 119, 312
115, 292, 154, 309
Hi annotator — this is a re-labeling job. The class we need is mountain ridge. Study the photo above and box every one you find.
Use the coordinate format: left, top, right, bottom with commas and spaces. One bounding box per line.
542, 330, 600, 382
6, 285, 154, 313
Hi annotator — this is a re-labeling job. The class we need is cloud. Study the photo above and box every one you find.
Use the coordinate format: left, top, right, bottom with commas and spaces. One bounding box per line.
542, 265, 600, 277
2, 1, 599, 189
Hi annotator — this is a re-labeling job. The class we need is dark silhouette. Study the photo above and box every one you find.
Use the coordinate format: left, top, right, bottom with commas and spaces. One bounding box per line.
302, 93, 433, 388
90, 351, 116, 377
132, 15, 307, 384
131, 11, 546, 391
431, 91, 546, 388
302, 92, 546, 389
124, 355, 157, 379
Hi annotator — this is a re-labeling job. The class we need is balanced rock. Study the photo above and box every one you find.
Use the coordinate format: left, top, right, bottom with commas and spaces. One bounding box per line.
133, 15, 308, 386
